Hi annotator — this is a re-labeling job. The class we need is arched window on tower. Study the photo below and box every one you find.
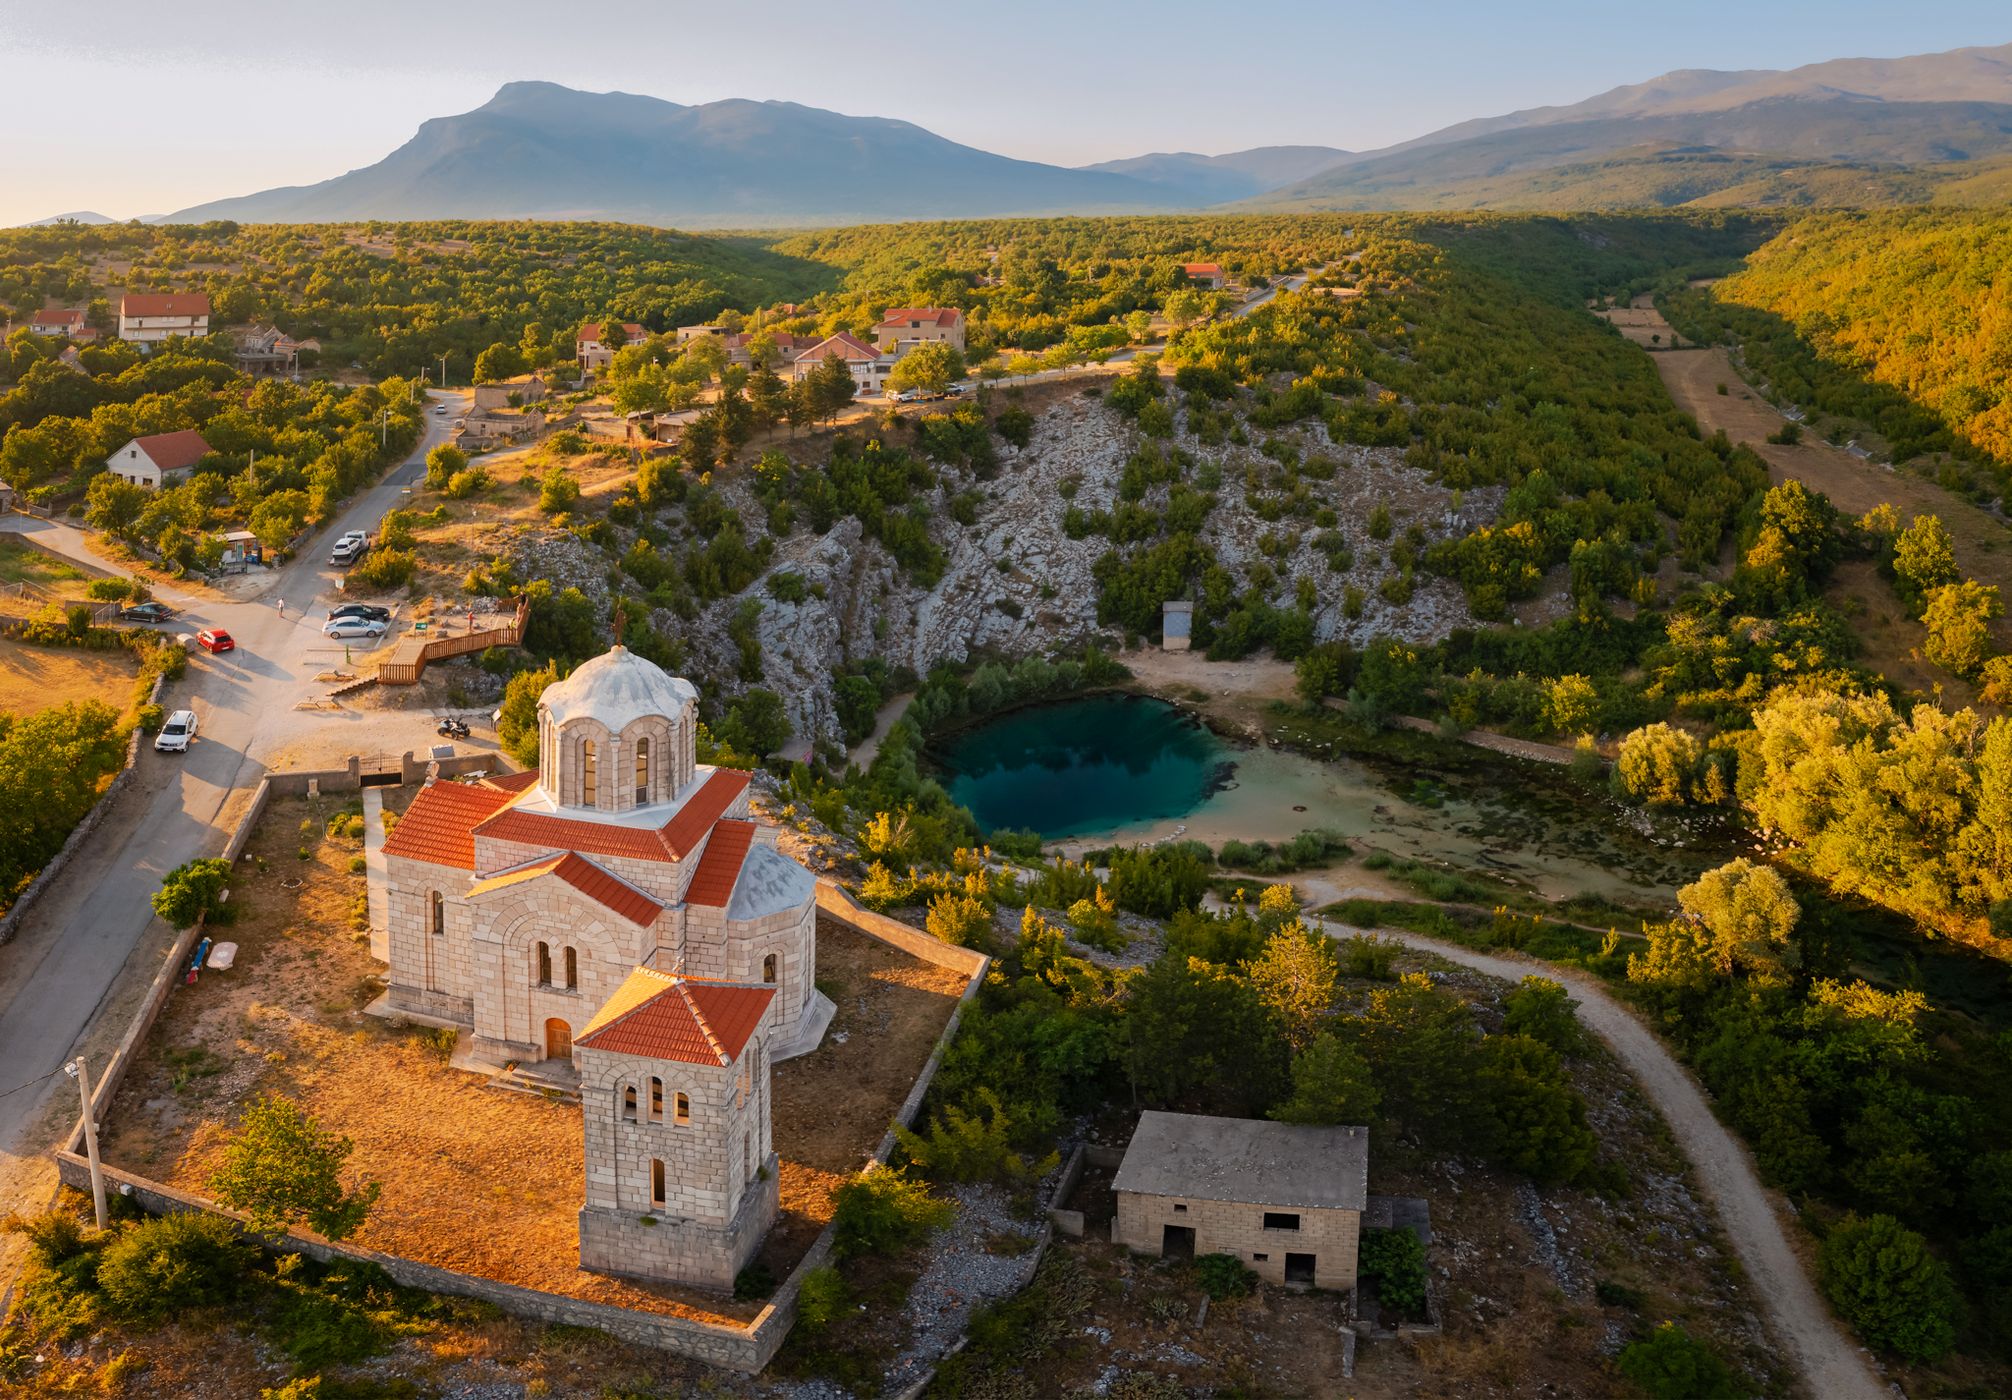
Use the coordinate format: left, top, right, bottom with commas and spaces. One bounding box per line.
534, 941, 551, 986
649, 1077, 663, 1122
762, 953, 777, 984
563, 946, 578, 990
429, 890, 444, 937
635, 737, 651, 804
621, 1085, 637, 1122
674, 1091, 690, 1125
580, 739, 597, 806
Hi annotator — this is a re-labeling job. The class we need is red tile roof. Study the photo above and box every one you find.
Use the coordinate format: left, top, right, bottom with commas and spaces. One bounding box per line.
120, 293, 211, 318
686, 820, 754, 907
473, 768, 751, 865
576, 968, 774, 1065
468, 850, 664, 926
486, 770, 541, 793
31, 309, 84, 328
578, 322, 644, 344
1182, 262, 1223, 278
131, 429, 213, 473
875, 307, 962, 329
794, 332, 880, 363
382, 780, 520, 869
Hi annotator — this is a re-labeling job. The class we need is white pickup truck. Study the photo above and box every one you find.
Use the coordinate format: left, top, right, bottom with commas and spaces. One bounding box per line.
328, 530, 369, 567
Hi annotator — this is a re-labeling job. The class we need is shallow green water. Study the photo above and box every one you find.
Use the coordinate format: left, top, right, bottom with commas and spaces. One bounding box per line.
935, 693, 1228, 840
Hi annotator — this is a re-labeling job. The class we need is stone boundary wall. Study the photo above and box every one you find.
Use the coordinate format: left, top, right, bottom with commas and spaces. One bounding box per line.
56, 848, 992, 1375
0, 669, 167, 947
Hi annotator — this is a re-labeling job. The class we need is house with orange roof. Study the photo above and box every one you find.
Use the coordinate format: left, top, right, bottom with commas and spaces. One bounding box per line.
1181, 262, 1226, 289
788, 331, 894, 395
576, 321, 646, 374
118, 291, 210, 346
27, 308, 95, 340
106, 429, 212, 489
377, 643, 826, 1289
871, 306, 966, 355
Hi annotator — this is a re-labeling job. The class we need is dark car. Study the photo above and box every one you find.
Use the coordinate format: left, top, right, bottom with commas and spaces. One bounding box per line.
196, 628, 235, 653
121, 601, 175, 623
327, 604, 391, 623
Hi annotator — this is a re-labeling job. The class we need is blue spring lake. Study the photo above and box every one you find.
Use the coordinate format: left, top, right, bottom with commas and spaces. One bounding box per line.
933, 693, 1229, 839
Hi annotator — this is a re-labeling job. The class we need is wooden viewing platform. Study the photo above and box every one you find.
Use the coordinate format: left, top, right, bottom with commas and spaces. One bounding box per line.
375, 595, 528, 685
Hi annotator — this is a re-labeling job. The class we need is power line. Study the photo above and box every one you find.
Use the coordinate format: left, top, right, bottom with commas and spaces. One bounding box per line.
0, 1065, 66, 1102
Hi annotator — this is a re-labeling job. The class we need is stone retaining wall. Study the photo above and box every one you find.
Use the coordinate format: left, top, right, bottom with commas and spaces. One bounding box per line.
0, 669, 167, 946
56, 854, 992, 1377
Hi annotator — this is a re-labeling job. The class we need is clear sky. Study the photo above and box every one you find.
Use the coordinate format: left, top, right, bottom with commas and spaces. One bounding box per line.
2, 0, 2006, 226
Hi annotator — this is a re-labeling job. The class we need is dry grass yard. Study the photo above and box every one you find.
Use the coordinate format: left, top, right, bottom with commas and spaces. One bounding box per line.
0, 636, 139, 718
97, 789, 965, 1327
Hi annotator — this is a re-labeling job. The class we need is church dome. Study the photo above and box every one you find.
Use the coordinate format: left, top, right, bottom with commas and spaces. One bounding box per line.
540, 646, 697, 734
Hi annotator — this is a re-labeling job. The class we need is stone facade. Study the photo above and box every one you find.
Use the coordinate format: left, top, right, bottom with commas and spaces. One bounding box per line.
1113, 1190, 1362, 1291
576, 1032, 778, 1291
377, 644, 822, 1290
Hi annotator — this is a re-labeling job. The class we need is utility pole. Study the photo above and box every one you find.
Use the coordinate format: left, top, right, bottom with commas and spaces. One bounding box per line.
380, 409, 389, 447
437, 351, 449, 389
68, 1057, 108, 1229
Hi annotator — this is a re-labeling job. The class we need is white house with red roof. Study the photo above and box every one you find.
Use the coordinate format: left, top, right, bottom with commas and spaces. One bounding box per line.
789, 331, 894, 395
117, 292, 210, 346
27, 308, 95, 340
106, 429, 212, 489
378, 644, 825, 1289
576, 321, 646, 374
871, 306, 966, 355
1181, 262, 1226, 289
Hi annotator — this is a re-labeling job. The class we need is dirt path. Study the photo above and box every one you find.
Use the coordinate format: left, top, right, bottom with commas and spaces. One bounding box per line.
1600, 297, 2012, 689
1311, 912, 1886, 1400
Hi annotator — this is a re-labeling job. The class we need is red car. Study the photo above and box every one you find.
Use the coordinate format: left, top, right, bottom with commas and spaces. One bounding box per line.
196, 628, 235, 653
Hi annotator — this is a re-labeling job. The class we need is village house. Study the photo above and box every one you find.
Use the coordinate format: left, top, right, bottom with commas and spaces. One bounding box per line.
723, 330, 819, 369
576, 322, 646, 374
790, 332, 894, 396
471, 373, 548, 413
1112, 1110, 1368, 1291
27, 308, 94, 340
233, 325, 320, 376
1181, 262, 1226, 289
871, 306, 965, 355
105, 429, 212, 489
118, 292, 211, 347
377, 645, 829, 1289
675, 324, 730, 344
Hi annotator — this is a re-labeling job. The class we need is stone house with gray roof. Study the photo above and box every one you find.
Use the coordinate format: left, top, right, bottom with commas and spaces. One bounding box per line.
1112, 1110, 1368, 1291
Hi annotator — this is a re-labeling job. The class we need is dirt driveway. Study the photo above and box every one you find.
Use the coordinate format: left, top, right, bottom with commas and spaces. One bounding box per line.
1312, 912, 1888, 1400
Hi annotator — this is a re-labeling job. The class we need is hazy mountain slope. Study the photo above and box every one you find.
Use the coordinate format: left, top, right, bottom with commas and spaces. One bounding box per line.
165, 82, 1182, 227
1398, 40, 2012, 150
24, 211, 115, 227
1249, 97, 2012, 210
1078, 146, 1355, 203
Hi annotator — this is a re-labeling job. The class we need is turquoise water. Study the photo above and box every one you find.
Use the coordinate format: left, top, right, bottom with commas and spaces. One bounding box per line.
935, 694, 1228, 839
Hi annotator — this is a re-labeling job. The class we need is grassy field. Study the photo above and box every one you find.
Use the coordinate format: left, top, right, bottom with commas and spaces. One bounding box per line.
0, 637, 139, 719
0, 535, 97, 598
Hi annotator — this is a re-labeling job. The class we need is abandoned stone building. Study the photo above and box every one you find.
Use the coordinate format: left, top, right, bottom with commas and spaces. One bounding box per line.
378, 644, 827, 1287
1112, 1110, 1368, 1291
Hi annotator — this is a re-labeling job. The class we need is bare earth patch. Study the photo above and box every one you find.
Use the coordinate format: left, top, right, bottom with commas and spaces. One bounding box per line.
0, 637, 139, 718
97, 791, 963, 1327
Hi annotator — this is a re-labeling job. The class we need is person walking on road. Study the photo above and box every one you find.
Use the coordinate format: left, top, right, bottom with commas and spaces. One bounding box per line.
277, 598, 286, 618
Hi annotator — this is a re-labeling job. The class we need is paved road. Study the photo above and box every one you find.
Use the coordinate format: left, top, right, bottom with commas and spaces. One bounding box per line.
0, 390, 471, 1155
1312, 914, 1887, 1400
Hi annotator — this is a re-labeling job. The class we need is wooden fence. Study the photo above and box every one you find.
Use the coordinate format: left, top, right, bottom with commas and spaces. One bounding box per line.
375, 594, 528, 685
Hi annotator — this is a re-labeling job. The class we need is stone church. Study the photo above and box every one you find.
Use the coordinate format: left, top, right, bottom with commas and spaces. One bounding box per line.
380, 644, 828, 1289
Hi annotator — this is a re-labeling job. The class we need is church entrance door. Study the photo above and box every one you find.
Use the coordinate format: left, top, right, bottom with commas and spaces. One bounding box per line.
544, 1018, 572, 1060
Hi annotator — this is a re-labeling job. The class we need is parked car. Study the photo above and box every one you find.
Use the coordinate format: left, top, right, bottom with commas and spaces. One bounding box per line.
323, 617, 388, 640
153, 709, 199, 753
195, 628, 234, 653
120, 601, 176, 623
327, 603, 391, 623
329, 530, 368, 566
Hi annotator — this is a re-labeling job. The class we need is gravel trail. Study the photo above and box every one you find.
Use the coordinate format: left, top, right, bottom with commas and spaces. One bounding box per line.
1314, 915, 1888, 1400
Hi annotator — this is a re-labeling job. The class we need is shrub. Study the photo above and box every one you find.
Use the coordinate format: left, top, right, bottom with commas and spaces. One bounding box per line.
896, 1087, 1059, 1185
538, 466, 581, 514
444, 467, 491, 498
1195, 1252, 1256, 1300
350, 547, 417, 592
925, 891, 993, 948
209, 1094, 381, 1241
96, 1211, 254, 1322
795, 1265, 849, 1332
424, 444, 467, 489
151, 857, 233, 929
1818, 1213, 1959, 1362
136, 702, 165, 733
732, 1260, 775, 1301
1502, 976, 1587, 1056
1337, 932, 1398, 981
264, 1281, 392, 1369
829, 1168, 953, 1260
993, 406, 1035, 448
1616, 1322, 1737, 1400
1359, 1227, 1427, 1315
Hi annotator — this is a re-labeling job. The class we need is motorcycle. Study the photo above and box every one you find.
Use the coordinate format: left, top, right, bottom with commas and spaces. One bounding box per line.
436, 717, 471, 739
